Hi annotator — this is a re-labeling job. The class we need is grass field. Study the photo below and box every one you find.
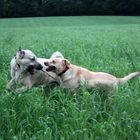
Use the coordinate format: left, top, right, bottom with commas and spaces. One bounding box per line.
0, 16, 140, 139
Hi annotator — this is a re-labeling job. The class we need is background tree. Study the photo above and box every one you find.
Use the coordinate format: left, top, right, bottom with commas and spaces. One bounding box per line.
0, 0, 139, 18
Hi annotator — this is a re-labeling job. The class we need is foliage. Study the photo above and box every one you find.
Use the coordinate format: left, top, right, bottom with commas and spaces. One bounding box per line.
0, 0, 140, 17
0, 16, 140, 139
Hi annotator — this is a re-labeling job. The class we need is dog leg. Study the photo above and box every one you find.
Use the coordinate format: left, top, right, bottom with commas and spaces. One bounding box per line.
6, 78, 15, 92
16, 80, 33, 93
16, 86, 28, 93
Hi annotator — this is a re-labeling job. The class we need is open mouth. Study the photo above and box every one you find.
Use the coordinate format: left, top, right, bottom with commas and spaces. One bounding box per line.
46, 65, 56, 71
36, 64, 43, 70
26, 64, 43, 74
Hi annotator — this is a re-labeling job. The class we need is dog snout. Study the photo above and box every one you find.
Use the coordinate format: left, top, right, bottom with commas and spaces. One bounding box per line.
38, 64, 43, 70
33, 62, 43, 70
44, 62, 49, 66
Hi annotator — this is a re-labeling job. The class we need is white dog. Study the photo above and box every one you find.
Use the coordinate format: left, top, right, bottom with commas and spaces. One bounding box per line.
6, 49, 64, 93
44, 58, 140, 93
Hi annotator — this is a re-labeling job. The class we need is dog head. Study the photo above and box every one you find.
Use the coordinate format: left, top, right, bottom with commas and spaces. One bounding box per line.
44, 58, 70, 75
16, 49, 43, 74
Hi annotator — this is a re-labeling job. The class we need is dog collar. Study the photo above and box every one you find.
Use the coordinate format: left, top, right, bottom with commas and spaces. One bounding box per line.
58, 67, 69, 77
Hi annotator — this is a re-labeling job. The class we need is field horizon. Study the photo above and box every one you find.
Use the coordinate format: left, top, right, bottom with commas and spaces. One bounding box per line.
0, 16, 140, 139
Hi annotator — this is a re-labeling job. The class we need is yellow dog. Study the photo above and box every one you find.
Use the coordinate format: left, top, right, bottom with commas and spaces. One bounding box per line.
44, 58, 140, 93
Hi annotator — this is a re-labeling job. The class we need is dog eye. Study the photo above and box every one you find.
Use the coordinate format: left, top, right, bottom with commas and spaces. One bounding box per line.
31, 57, 35, 61
52, 60, 56, 63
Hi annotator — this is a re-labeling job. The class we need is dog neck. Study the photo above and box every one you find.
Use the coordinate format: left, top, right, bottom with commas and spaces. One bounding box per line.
58, 66, 69, 77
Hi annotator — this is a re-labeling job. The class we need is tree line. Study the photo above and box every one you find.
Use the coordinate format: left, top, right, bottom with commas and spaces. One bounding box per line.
0, 0, 140, 18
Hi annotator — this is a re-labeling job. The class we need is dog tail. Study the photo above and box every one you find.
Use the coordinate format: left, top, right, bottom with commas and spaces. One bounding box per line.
118, 72, 140, 85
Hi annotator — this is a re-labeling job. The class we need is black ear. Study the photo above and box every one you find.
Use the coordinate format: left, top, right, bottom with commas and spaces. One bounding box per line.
19, 50, 25, 59
62, 59, 70, 67
19, 47, 22, 52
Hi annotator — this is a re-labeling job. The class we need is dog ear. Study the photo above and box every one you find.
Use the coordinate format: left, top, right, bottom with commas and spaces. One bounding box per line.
19, 49, 25, 59
62, 59, 70, 67
19, 47, 22, 52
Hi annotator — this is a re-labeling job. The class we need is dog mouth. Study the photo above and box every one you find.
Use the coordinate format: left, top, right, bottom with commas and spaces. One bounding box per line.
26, 64, 43, 74
35, 64, 43, 70
26, 65, 35, 75
46, 65, 56, 71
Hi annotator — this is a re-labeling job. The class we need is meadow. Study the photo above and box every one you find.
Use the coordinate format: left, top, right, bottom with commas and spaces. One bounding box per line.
0, 16, 140, 140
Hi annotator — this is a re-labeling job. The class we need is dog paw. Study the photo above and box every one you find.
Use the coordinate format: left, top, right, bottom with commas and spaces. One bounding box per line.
16, 87, 27, 93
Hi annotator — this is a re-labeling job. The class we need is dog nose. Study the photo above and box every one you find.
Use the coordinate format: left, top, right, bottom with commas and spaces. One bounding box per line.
38, 64, 43, 70
44, 62, 48, 66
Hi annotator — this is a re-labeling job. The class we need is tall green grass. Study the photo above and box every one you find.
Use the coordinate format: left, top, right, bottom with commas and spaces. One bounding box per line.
0, 16, 140, 139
